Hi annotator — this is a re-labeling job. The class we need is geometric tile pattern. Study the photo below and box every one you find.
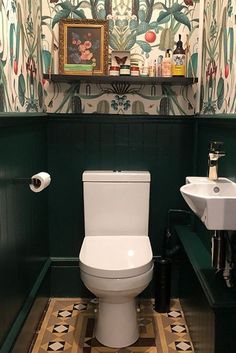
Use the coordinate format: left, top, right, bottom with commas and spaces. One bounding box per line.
30, 298, 195, 353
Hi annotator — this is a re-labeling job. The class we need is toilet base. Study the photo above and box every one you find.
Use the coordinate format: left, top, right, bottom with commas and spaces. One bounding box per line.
95, 298, 139, 348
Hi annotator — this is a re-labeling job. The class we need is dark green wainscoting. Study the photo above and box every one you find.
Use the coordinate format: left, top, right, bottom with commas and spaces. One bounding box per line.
47, 114, 196, 296
47, 114, 236, 296
2, 113, 236, 353
0, 115, 49, 353
47, 114, 195, 259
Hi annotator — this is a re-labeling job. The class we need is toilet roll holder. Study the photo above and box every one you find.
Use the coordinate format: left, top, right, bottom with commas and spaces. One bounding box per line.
12, 177, 42, 188
4, 173, 51, 193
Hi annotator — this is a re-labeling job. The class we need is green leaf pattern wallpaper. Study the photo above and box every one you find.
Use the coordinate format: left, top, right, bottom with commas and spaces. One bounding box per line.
42, 0, 200, 115
0, 0, 44, 112
0, 0, 236, 115
200, 0, 236, 114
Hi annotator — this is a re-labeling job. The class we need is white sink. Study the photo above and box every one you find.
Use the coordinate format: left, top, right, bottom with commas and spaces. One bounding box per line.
180, 178, 236, 230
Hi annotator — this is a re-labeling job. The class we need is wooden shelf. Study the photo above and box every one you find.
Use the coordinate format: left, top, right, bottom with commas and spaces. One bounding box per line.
43, 74, 198, 86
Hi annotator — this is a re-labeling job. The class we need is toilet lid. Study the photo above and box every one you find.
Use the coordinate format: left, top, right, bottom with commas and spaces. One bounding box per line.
79, 236, 153, 278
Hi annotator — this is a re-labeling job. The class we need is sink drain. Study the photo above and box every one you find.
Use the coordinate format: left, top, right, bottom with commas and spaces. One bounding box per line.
213, 186, 220, 193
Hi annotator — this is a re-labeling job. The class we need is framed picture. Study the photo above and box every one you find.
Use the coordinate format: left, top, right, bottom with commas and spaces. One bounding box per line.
111, 51, 131, 67
59, 19, 108, 76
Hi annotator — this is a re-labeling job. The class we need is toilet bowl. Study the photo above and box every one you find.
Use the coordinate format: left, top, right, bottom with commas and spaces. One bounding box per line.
79, 235, 153, 348
79, 170, 153, 348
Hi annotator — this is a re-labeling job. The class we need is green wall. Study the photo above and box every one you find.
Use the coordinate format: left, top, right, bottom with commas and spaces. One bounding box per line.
196, 119, 236, 179
2, 113, 236, 351
47, 115, 195, 259
0, 116, 48, 349
47, 114, 236, 264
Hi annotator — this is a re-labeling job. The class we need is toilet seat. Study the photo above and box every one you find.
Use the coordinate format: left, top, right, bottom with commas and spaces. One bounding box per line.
79, 236, 153, 279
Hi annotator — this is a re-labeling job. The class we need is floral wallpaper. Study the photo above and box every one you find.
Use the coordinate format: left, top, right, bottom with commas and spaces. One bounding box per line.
42, 0, 200, 115
1, 0, 235, 116
200, 0, 236, 114
0, 0, 44, 112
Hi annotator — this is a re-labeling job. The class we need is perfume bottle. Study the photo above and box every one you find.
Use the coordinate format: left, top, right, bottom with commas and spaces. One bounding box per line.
162, 49, 172, 77
156, 55, 163, 77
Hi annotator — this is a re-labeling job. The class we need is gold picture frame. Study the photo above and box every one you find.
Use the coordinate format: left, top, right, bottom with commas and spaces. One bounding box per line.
59, 19, 108, 76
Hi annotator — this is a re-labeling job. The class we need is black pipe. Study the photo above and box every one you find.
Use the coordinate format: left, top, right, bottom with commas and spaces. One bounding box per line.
163, 209, 192, 258
212, 230, 226, 271
154, 258, 172, 313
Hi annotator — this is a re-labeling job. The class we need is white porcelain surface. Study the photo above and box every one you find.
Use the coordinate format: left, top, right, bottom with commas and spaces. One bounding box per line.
79, 235, 153, 278
185, 176, 231, 184
180, 178, 236, 230
83, 170, 151, 182
80, 170, 153, 348
80, 265, 153, 294
80, 266, 153, 348
83, 171, 150, 237
95, 299, 139, 348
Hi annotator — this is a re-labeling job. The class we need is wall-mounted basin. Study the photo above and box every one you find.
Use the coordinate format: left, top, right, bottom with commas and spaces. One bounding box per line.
180, 178, 236, 230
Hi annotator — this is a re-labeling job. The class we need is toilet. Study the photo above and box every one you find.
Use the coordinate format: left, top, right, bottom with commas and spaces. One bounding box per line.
79, 170, 153, 348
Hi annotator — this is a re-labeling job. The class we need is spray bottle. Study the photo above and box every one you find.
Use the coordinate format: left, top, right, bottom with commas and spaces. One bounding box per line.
162, 49, 172, 77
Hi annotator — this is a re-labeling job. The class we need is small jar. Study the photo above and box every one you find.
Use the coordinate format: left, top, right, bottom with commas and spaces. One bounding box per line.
148, 64, 156, 77
109, 66, 120, 76
120, 65, 130, 76
140, 64, 149, 77
130, 66, 140, 76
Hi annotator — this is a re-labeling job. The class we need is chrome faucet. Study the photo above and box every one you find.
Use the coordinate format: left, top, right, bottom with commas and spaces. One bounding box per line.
208, 141, 225, 180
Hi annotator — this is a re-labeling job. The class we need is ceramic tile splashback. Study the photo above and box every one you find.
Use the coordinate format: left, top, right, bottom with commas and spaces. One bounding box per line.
1, 1, 236, 115
201, 0, 236, 114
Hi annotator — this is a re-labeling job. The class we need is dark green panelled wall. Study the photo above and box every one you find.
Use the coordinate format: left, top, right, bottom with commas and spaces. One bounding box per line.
47, 114, 236, 262
2, 114, 236, 352
47, 114, 236, 259
197, 119, 236, 179
0, 117, 48, 348
47, 115, 195, 258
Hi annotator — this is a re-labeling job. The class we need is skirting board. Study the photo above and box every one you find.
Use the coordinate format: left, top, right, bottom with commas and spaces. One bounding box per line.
6, 256, 167, 353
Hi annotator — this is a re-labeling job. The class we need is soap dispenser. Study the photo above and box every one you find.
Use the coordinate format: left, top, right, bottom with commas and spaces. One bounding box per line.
172, 34, 186, 77
162, 49, 172, 77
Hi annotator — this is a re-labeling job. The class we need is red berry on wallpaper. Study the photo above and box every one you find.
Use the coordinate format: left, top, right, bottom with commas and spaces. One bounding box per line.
225, 64, 229, 78
13, 60, 18, 75
184, 0, 193, 5
145, 31, 156, 43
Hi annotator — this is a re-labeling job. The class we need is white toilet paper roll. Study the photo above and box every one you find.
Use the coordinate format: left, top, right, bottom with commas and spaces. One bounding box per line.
29, 172, 51, 193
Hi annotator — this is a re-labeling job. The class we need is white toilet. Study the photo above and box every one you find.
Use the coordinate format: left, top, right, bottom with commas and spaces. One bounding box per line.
79, 170, 153, 348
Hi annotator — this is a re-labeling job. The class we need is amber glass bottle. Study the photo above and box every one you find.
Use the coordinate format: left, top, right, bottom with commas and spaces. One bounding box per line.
172, 34, 186, 77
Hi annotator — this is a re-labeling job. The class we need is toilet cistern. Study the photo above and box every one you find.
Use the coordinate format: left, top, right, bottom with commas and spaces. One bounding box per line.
208, 141, 225, 180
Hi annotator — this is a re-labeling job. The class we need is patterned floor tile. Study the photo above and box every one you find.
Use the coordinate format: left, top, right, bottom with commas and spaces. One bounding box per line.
30, 298, 195, 353
170, 325, 187, 334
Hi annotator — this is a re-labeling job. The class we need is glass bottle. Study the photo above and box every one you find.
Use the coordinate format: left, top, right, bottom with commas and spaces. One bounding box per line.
172, 34, 186, 77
